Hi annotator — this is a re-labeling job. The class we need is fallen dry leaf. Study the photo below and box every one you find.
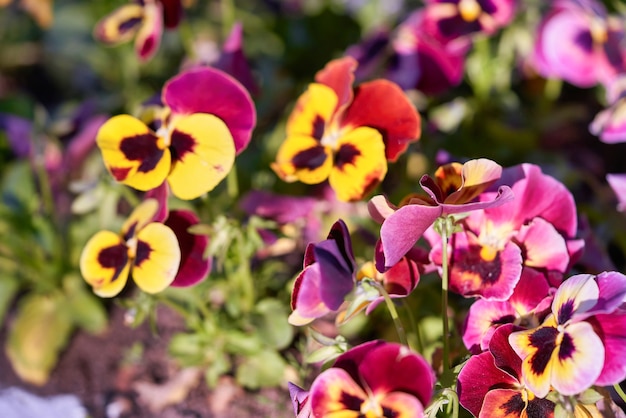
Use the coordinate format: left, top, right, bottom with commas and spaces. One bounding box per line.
133, 367, 202, 413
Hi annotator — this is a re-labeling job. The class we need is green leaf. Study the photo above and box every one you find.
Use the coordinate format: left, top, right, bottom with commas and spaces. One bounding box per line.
63, 275, 107, 334
5, 293, 73, 386
224, 330, 263, 355
235, 349, 286, 389
204, 351, 231, 388
251, 298, 294, 350
0, 276, 19, 325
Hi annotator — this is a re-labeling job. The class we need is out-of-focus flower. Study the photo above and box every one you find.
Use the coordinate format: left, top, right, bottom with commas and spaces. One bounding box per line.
509, 272, 626, 398
388, 10, 468, 95
426, 163, 583, 300
369, 158, 513, 269
96, 67, 255, 200
421, 0, 517, 43
288, 382, 312, 418
80, 199, 181, 297
590, 76, 626, 144
607, 173, 626, 212
307, 340, 435, 417
0, 0, 53, 28
94, 0, 184, 61
458, 324, 557, 418
532, 0, 626, 88
288, 219, 356, 326
272, 57, 421, 202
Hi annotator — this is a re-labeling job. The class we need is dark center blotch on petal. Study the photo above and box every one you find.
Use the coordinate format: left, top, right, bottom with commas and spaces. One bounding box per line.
118, 17, 143, 35
120, 133, 164, 173
559, 332, 576, 360
98, 244, 129, 281
134, 240, 152, 267
312, 115, 326, 140
292, 145, 328, 171
170, 129, 196, 163
339, 391, 364, 412
334, 143, 361, 170
557, 300, 574, 325
453, 244, 502, 285
500, 393, 525, 415
528, 326, 559, 375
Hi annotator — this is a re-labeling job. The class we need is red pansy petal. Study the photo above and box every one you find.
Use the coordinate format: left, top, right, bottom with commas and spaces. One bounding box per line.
166, 210, 211, 287
314, 56, 357, 114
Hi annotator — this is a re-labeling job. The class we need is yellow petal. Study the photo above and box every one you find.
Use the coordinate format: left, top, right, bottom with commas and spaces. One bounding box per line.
272, 135, 333, 184
132, 223, 181, 293
96, 114, 171, 191
94, 3, 144, 45
287, 83, 338, 138
121, 198, 159, 239
328, 126, 387, 202
166, 113, 236, 200
79, 230, 131, 298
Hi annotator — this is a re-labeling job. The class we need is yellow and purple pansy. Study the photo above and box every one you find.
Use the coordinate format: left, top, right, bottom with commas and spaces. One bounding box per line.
80, 198, 181, 297
272, 56, 421, 202
508, 272, 626, 398
94, 0, 184, 61
426, 163, 584, 300
308, 340, 435, 417
288, 219, 356, 326
458, 324, 557, 418
369, 158, 514, 269
96, 66, 255, 200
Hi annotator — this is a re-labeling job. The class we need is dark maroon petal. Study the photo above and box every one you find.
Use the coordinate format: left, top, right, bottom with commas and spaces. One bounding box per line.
161, 0, 182, 28
488, 324, 524, 381
166, 210, 210, 287
145, 182, 170, 223
162, 67, 256, 154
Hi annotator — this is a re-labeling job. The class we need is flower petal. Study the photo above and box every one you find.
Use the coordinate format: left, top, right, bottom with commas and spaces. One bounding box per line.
378, 391, 425, 417
272, 135, 333, 184
94, 3, 144, 45
328, 126, 387, 202
96, 114, 170, 191
592, 313, 626, 385
166, 113, 235, 200
166, 210, 211, 287
134, 0, 163, 61
286, 83, 338, 138
163, 67, 256, 154
445, 158, 503, 204
607, 173, 626, 212
132, 223, 181, 293
314, 57, 357, 114
339, 79, 421, 161
121, 198, 159, 240
310, 368, 367, 417
516, 218, 570, 273
551, 274, 598, 324
80, 231, 131, 298
289, 264, 327, 326
462, 299, 516, 353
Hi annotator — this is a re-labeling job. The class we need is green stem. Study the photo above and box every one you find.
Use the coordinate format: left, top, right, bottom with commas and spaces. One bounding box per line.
440, 217, 451, 376
402, 298, 423, 354
372, 281, 408, 348
226, 165, 239, 199
614, 383, 626, 405
221, 0, 236, 38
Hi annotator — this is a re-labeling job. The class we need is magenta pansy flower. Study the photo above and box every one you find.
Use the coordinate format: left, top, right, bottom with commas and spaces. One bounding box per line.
590, 76, 626, 144
426, 163, 584, 300
369, 158, 513, 269
532, 0, 626, 88
607, 173, 626, 212
309, 340, 435, 417
458, 324, 556, 418
288, 219, 356, 326
509, 272, 626, 398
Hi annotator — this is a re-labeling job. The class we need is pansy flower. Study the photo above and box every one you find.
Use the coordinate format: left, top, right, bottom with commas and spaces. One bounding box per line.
458, 324, 557, 417
509, 272, 626, 398
425, 163, 583, 300
96, 66, 255, 200
272, 56, 421, 202
421, 0, 516, 43
590, 75, 626, 144
606, 173, 626, 212
532, 0, 626, 88
80, 198, 181, 297
369, 158, 513, 269
0, 0, 53, 28
309, 340, 435, 417
94, 0, 184, 61
288, 382, 312, 418
288, 219, 356, 326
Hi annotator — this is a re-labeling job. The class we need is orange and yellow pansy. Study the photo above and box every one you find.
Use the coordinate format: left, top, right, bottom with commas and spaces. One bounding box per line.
272, 57, 421, 202
80, 199, 181, 297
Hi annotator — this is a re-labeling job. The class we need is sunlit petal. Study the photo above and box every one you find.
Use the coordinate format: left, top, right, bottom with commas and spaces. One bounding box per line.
272, 135, 333, 184
445, 158, 503, 204
314, 57, 356, 114
80, 231, 131, 298
289, 264, 327, 326
310, 368, 367, 417
328, 126, 387, 201
132, 223, 181, 293
462, 299, 516, 353
96, 114, 170, 191
378, 391, 424, 417
166, 113, 235, 200
551, 274, 598, 325
479, 389, 525, 418
516, 218, 569, 272
286, 83, 338, 138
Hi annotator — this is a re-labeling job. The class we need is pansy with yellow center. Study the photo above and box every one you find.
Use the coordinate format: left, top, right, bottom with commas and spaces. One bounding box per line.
96, 66, 255, 200
80, 198, 181, 297
308, 340, 434, 417
272, 56, 421, 202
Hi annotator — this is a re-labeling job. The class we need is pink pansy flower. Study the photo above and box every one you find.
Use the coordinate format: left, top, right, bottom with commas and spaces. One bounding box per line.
607, 173, 626, 212
388, 10, 468, 95
288, 382, 312, 418
426, 163, 584, 300
288, 219, 356, 326
308, 340, 435, 417
532, 0, 626, 88
96, 67, 255, 200
421, 0, 517, 43
590, 76, 626, 144
509, 272, 626, 398
458, 324, 556, 418
369, 158, 513, 269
